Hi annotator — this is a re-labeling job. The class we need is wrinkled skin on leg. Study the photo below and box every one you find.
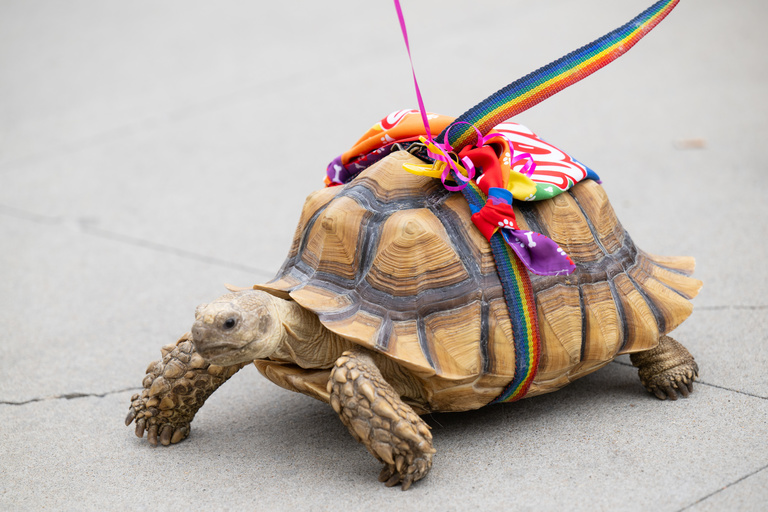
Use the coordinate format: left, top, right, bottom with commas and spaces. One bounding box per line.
630, 334, 699, 400
125, 333, 246, 446
328, 349, 435, 491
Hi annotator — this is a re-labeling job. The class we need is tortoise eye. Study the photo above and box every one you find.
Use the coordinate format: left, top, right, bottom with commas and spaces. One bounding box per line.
223, 317, 237, 330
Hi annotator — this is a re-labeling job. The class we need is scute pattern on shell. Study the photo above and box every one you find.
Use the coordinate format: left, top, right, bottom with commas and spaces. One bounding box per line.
257, 152, 701, 409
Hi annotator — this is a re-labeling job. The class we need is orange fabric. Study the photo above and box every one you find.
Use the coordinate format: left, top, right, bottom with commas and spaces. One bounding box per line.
340, 110, 453, 165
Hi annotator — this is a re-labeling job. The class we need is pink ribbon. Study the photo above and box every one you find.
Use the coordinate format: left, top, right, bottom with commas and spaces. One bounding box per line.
510, 151, 536, 178
393, 0, 432, 141
394, 0, 480, 192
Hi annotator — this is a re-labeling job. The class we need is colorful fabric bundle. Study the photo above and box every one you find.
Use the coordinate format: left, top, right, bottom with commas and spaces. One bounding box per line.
326, 110, 596, 276
326, 111, 599, 202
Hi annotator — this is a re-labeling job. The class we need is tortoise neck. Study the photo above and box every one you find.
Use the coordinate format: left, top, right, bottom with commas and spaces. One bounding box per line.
268, 297, 353, 369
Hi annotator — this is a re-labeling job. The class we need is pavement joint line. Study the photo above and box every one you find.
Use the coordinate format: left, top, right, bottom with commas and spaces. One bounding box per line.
0, 121, 146, 175
0, 386, 142, 406
697, 305, 768, 311
688, 381, 768, 400
612, 360, 767, 400
676, 462, 768, 512
0, 203, 61, 225
82, 225, 274, 278
0, 203, 274, 278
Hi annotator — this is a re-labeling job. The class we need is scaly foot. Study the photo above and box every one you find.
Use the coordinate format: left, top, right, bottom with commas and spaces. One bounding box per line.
630, 335, 698, 400
328, 349, 435, 490
126, 333, 245, 446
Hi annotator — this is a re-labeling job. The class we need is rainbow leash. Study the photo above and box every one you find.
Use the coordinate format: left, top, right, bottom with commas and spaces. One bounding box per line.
461, 181, 540, 402
439, 0, 680, 150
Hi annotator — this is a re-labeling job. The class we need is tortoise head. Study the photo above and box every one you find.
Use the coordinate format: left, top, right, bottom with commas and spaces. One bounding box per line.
191, 290, 281, 365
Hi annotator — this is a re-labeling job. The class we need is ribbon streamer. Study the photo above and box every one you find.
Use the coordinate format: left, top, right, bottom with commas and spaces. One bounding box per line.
393, 0, 433, 142
393, 1, 477, 192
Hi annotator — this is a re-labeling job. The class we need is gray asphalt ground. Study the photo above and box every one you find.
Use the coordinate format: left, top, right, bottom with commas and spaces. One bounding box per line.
1, 1, 766, 510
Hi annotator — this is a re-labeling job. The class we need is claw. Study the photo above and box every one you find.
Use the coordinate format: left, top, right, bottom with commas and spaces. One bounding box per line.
385, 473, 401, 487
415, 459, 427, 476
148, 424, 159, 446
170, 427, 187, 444
125, 409, 137, 426
160, 425, 173, 446
135, 418, 146, 438
379, 466, 393, 483
401, 473, 415, 491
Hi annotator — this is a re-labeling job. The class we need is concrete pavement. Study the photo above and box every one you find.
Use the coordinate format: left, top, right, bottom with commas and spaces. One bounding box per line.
1, 1, 766, 510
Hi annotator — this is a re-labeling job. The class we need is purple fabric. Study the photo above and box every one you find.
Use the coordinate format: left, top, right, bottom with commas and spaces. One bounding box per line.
326, 144, 401, 186
502, 229, 576, 276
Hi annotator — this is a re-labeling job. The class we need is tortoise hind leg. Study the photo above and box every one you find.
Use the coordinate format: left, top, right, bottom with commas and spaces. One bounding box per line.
328, 349, 435, 490
630, 335, 699, 400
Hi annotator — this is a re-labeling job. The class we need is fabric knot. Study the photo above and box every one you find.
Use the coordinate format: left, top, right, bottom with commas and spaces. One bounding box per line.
471, 187, 518, 240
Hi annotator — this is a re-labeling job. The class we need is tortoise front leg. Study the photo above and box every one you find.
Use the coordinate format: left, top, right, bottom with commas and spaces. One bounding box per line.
630, 334, 699, 400
328, 349, 435, 490
125, 333, 247, 446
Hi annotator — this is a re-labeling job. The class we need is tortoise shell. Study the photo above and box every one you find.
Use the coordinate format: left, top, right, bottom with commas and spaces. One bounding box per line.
255, 151, 702, 411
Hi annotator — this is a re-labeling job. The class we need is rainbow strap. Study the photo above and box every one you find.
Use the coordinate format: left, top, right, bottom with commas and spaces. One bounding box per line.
439, 0, 680, 150
460, 180, 540, 403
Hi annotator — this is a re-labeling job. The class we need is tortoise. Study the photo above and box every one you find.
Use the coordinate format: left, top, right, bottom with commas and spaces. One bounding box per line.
126, 151, 701, 490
